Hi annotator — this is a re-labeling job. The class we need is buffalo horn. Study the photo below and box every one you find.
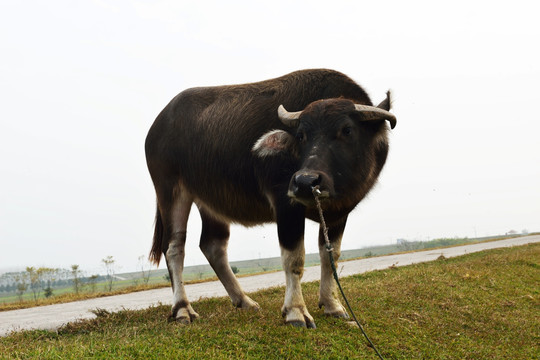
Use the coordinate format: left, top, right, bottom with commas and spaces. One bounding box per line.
354, 98, 397, 129
277, 105, 302, 127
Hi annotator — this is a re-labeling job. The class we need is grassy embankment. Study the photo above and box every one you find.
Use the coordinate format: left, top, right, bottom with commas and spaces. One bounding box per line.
0, 242, 538, 359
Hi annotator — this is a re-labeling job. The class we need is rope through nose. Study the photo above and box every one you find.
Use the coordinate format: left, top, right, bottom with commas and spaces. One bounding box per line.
312, 186, 333, 252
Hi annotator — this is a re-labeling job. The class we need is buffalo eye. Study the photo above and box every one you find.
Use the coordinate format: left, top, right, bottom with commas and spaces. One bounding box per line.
295, 131, 305, 142
341, 126, 353, 137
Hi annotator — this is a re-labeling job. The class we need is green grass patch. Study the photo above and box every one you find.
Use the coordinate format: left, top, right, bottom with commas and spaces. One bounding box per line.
1, 243, 538, 359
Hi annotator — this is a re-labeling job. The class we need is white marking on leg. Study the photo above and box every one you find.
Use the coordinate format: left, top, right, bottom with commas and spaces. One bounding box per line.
319, 234, 347, 317
280, 237, 315, 328
165, 191, 199, 322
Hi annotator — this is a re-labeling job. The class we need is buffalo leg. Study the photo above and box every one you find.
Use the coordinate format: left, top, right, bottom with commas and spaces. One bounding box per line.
198, 208, 260, 310
318, 216, 348, 318
280, 237, 316, 328
163, 191, 199, 324
277, 207, 315, 328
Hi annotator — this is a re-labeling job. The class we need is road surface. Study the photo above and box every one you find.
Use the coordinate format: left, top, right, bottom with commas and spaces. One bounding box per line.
1, 235, 538, 336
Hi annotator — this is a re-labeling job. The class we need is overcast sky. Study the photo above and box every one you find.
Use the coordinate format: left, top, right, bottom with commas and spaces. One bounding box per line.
1, 1, 539, 275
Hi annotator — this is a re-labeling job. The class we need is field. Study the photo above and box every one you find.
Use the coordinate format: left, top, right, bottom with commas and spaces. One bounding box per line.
1, 242, 538, 359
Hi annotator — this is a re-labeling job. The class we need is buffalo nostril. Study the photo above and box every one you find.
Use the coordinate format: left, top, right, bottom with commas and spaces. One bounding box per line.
294, 173, 321, 191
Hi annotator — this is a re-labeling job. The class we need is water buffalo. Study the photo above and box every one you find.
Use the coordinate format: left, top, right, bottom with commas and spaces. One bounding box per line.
145, 69, 396, 328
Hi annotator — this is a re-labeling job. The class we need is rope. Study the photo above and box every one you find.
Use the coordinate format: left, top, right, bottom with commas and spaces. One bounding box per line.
312, 187, 385, 360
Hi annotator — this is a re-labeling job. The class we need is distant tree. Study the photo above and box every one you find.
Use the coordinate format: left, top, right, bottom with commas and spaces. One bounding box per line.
57, 268, 71, 282
43, 285, 53, 298
71, 265, 83, 294
16, 283, 27, 302
26, 267, 41, 301
231, 266, 240, 274
102, 256, 116, 292
87, 274, 99, 293
14, 273, 28, 302
138, 255, 152, 285
38, 268, 57, 299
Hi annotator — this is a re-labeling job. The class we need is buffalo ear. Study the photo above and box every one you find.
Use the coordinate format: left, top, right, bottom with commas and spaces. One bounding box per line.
252, 130, 297, 158
376, 90, 392, 111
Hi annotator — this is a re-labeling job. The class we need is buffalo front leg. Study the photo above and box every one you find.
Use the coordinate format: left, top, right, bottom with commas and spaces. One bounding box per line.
163, 194, 199, 324
198, 208, 260, 310
280, 238, 316, 328
277, 208, 315, 328
318, 216, 348, 318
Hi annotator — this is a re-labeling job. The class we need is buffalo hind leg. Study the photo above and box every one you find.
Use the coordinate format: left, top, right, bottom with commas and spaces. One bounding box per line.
318, 216, 348, 318
163, 191, 199, 324
198, 208, 260, 310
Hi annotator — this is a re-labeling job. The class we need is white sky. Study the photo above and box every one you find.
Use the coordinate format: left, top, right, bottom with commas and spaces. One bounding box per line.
1, 1, 539, 275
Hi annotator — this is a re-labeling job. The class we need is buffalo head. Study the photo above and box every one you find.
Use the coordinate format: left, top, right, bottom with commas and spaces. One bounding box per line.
253, 92, 396, 209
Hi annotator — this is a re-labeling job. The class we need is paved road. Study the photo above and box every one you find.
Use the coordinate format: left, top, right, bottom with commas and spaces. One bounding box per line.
1, 235, 538, 336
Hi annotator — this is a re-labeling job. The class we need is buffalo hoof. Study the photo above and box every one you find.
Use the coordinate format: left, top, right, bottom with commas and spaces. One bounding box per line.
319, 299, 348, 319
283, 306, 316, 329
234, 296, 261, 311
287, 319, 317, 329
328, 311, 349, 319
169, 304, 199, 325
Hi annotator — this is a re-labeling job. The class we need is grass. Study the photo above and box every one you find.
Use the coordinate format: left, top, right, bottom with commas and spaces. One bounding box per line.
1, 243, 538, 359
